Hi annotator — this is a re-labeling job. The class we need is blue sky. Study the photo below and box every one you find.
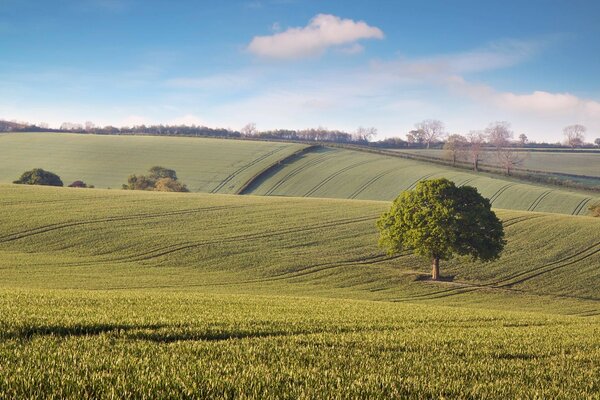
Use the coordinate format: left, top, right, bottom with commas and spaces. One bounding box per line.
1, 0, 600, 141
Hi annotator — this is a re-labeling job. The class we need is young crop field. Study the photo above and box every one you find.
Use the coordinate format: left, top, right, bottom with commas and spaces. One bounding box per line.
0, 184, 599, 398
0, 132, 305, 193
247, 147, 600, 215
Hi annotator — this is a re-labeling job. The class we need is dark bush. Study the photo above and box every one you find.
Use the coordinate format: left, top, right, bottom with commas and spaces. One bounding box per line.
13, 169, 63, 186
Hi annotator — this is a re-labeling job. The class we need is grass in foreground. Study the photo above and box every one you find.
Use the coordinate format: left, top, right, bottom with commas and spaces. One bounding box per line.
1, 291, 599, 399
1, 185, 599, 398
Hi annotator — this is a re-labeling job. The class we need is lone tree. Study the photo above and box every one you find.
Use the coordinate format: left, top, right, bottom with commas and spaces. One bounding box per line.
563, 124, 586, 148
13, 168, 63, 186
377, 178, 505, 280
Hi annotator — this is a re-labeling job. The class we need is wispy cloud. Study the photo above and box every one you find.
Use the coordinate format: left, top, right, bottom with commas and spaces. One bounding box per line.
247, 14, 384, 59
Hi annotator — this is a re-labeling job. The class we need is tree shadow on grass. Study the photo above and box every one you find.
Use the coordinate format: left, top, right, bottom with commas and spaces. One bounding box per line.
3, 323, 307, 344
414, 274, 456, 282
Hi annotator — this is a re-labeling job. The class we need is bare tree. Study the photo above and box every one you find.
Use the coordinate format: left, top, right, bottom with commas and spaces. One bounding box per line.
518, 133, 528, 146
353, 126, 378, 142
241, 122, 257, 137
466, 130, 486, 172
497, 146, 524, 175
486, 121, 513, 149
443, 134, 468, 167
85, 121, 95, 132
563, 124, 586, 148
595, 138, 600, 148
414, 119, 445, 149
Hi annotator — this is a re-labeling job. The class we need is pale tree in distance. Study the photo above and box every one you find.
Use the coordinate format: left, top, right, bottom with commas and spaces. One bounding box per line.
443, 134, 468, 167
241, 122, 257, 137
486, 121, 513, 149
563, 124, 586, 148
414, 119, 445, 149
518, 134, 528, 146
466, 130, 486, 172
594, 138, 600, 147
353, 126, 378, 142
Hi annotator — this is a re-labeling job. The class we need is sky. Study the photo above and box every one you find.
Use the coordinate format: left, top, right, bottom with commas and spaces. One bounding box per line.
1, 0, 600, 142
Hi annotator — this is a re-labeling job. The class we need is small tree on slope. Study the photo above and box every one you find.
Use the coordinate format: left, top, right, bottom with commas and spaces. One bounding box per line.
377, 178, 505, 280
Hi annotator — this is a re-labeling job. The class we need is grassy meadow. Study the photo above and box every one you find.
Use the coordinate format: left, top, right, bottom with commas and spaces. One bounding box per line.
2, 132, 599, 215
247, 147, 600, 215
1, 184, 599, 398
0, 132, 305, 193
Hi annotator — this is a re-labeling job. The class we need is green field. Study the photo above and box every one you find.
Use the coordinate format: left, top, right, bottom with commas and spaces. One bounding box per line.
2, 133, 599, 215
0, 132, 305, 193
395, 148, 600, 177
1, 185, 599, 398
247, 147, 600, 215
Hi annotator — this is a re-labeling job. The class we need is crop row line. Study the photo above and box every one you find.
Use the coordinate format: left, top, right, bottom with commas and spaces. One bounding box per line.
527, 190, 552, 212
0, 205, 250, 244
211, 146, 287, 193
348, 166, 401, 199
264, 152, 334, 195
304, 159, 378, 197
489, 183, 516, 204
572, 197, 592, 215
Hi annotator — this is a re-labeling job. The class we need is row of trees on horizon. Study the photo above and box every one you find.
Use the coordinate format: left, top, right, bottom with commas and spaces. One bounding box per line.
1, 118, 598, 150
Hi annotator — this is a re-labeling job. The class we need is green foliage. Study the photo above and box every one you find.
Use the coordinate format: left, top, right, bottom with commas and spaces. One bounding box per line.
377, 179, 505, 276
13, 168, 63, 186
0, 132, 305, 193
122, 167, 188, 192
68, 180, 88, 188
154, 177, 189, 192
149, 166, 177, 181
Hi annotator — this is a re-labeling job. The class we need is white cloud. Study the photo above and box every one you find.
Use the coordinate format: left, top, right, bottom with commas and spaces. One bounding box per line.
337, 43, 364, 55
247, 14, 384, 59
121, 115, 151, 127
169, 114, 207, 126
446, 76, 600, 117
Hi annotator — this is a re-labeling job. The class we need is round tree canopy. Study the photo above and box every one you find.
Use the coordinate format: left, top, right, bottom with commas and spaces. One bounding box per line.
13, 168, 63, 187
377, 178, 505, 279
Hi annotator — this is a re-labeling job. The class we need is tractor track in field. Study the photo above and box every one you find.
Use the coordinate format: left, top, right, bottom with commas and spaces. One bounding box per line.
37, 214, 380, 268
264, 152, 334, 196
405, 172, 439, 191
348, 166, 401, 199
0, 205, 251, 244
457, 177, 476, 187
527, 190, 552, 212
488, 183, 516, 204
125, 214, 380, 262
394, 236, 600, 303
572, 197, 592, 215
210, 146, 287, 194
304, 159, 378, 197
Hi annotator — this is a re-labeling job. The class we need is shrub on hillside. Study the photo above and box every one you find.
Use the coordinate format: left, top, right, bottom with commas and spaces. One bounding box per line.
68, 180, 94, 188
122, 166, 188, 192
590, 204, 600, 217
13, 168, 63, 187
154, 177, 189, 192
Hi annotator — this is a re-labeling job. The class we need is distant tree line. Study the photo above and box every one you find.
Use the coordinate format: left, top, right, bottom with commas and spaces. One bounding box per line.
2, 118, 599, 150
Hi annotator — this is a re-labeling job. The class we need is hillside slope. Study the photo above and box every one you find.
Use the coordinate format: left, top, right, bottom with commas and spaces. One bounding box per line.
0, 132, 305, 193
1, 185, 598, 314
246, 147, 600, 215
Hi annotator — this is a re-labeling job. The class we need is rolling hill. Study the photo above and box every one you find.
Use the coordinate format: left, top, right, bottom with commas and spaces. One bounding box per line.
1, 184, 599, 398
2, 132, 599, 215
0, 132, 305, 193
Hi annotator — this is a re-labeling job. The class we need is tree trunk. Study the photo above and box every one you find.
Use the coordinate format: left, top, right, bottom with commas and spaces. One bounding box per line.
431, 257, 440, 280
